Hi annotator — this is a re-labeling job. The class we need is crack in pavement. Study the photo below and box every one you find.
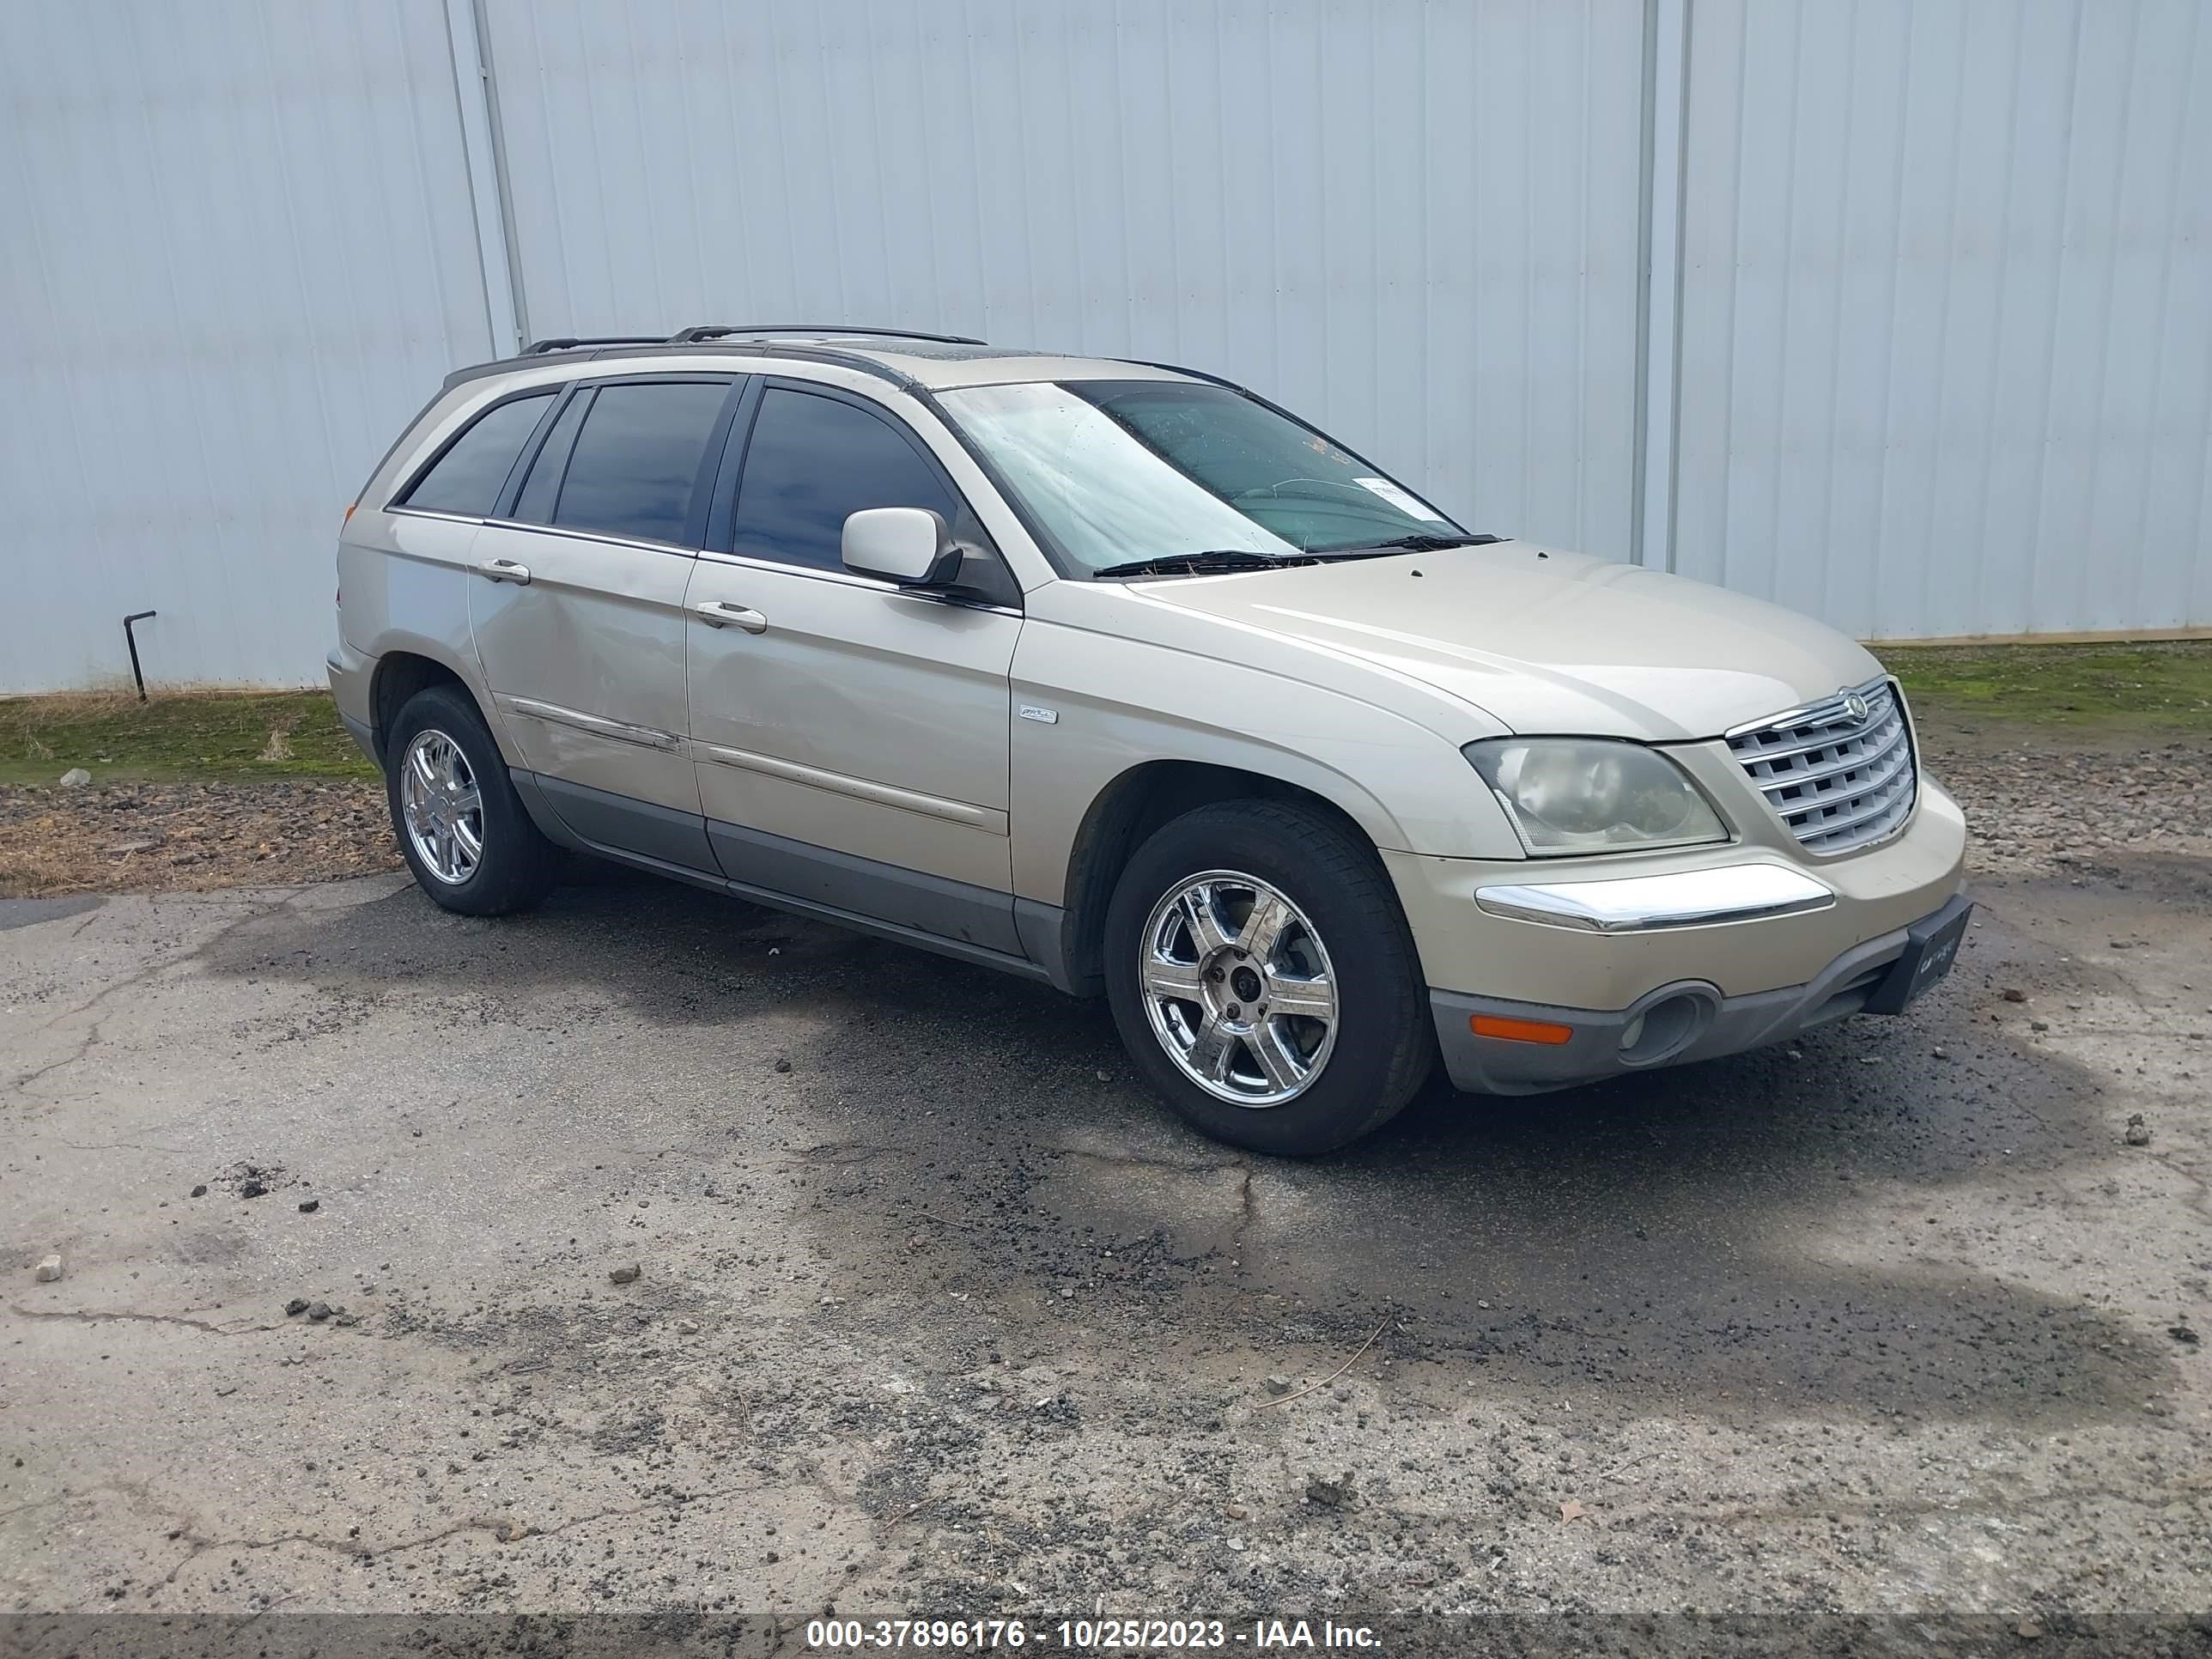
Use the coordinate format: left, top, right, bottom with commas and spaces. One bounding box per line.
56, 1139, 198, 1154
1602, 1481, 2212, 1530
9, 1304, 282, 1337
153, 1480, 787, 1590
1057, 1146, 1247, 1179
8, 888, 310, 1097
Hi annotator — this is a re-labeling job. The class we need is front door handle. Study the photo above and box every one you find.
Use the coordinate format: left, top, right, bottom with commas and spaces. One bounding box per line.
694, 599, 768, 634
477, 558, 532, 585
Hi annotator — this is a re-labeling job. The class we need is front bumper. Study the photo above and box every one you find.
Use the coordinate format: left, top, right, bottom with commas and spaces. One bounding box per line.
1388, 770, 1970, 1095
1385, 777, 1968, 1010
1432, 891, 1972, 1095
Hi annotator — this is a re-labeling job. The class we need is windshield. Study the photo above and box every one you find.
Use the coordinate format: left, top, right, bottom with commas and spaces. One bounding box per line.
935, 380, 1466, 574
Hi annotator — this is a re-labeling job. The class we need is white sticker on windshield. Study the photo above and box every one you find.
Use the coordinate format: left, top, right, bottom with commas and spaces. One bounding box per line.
1353, 476, 1449, 522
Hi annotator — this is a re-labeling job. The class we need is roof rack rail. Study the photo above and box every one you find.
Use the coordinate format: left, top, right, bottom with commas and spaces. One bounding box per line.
521, 334, 669, 356
668, 324, 985, 346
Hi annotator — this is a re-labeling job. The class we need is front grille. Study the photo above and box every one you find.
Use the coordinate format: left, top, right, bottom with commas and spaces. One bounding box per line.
1726, 676, 1917, 854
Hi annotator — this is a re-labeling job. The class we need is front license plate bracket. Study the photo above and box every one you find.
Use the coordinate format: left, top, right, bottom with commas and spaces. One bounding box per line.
1863, 894, 1973, 1016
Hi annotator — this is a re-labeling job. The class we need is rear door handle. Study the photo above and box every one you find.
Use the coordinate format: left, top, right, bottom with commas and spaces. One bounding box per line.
694, 599, 768, 634
477, 558, 531, 585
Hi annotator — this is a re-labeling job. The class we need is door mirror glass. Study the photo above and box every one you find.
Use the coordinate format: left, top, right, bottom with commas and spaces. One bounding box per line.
842, 507, 959, 586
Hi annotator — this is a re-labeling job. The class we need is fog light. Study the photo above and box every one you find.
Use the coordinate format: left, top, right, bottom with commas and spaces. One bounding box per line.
1617, 991, 1711, 1066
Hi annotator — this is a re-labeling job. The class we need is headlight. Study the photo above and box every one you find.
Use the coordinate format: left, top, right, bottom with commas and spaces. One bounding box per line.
1464, 738, 1728, 856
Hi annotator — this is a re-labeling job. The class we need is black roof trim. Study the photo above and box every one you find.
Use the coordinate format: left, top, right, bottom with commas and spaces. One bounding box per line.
1116, 357, 1247, 391
440, 338, 932, 395
520, 334, 668, 355
669, 323, 985, 346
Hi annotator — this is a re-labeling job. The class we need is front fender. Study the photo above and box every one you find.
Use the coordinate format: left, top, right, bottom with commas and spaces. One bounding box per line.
1007, 618, 1522, 905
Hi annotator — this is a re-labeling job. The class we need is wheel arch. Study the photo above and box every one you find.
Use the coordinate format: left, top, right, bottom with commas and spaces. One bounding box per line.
367, 646, 497, 767
1051, 759, 1395, 997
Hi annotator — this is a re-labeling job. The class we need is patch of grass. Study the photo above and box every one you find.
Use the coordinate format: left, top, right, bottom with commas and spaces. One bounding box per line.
0, 690, 377, 787
1881, 639, 2212, 733
3, 640, 2203, 788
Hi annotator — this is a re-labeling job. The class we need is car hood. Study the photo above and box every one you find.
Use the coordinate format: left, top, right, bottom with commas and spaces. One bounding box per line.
1133, 544, 1887, 741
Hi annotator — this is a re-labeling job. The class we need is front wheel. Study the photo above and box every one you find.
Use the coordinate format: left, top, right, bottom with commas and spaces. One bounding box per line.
384, 684, 562, 916
1103, 800, 1433, 1156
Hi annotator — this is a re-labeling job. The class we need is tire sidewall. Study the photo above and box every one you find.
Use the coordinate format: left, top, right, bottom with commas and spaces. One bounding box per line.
384, 687, 530, 911
1104, 805, 1426, 1157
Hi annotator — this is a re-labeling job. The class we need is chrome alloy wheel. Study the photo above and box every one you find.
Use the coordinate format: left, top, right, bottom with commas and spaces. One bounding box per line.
398, 728, 483, 886
1138, 871, 1339, 1107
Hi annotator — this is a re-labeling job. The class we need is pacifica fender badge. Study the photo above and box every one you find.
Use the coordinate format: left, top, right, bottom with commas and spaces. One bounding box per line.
1018, 705, 1060, 725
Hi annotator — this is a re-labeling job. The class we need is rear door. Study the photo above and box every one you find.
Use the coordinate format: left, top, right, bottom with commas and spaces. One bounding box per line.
683, 380, 1024, 951
470, 374, 742, 871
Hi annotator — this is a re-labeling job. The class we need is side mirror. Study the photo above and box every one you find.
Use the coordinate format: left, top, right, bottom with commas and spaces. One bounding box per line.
842, 507, 962, 587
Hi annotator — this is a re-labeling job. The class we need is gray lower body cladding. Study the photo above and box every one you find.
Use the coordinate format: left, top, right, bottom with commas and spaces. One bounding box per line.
510, 769, 1080, 993
1429, 894, 1972, 1096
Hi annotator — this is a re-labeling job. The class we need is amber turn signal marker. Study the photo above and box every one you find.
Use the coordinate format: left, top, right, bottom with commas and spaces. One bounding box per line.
1469, 1013, 1575, 1045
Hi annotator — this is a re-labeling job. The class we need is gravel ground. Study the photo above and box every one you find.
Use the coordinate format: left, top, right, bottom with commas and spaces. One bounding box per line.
0, 779, 397, 898
1924, 733, 2212, 878
0, 721, 2203, 902
3, 732, 2209, 1639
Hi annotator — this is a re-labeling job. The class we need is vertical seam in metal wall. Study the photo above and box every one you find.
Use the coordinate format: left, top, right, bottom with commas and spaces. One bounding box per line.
473, 0, 530, 346
1632, 0, 1690, 570
444, 0, 525, 352
1630, 0, 1659, 568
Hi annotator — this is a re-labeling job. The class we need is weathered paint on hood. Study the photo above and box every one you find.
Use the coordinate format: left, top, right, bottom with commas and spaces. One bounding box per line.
1132, 544, 1887, 741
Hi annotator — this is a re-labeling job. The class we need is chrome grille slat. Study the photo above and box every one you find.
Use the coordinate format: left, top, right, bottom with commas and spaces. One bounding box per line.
1744, 715, 1911, 793
1725, 675, 1918, 855
1788, 776, 1912, 838
1754, 723, 1912, 808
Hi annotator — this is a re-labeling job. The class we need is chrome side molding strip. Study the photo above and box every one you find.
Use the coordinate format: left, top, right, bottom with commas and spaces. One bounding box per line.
692, 740, 1008, 834
500, 696, 682, 753
1475, 864, 1836, 933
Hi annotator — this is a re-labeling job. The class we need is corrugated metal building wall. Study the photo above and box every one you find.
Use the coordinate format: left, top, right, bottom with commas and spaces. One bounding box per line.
1, 0, 2205, 691
481, 0, 1648, 565
0, 0, 497, 692
1669, 0, 2212, 641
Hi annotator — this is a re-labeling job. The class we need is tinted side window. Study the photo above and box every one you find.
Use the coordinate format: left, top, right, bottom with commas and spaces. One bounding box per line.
400, 392, 556, 515
732, 389, 961, 572
510, 389, 592, 525
551, 381, 730, 545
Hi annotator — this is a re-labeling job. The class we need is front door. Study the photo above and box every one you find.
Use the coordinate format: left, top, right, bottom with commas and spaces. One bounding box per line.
470, 375, 739, 870
684, 381, 1023, 952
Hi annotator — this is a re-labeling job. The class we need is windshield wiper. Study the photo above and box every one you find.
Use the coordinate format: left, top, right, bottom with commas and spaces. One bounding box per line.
1326, 532, 1507, 554
1089, 550, 1317, 580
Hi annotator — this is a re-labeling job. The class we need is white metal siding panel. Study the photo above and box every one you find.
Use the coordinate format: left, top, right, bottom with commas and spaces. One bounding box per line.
481, 0, 1647, 562
0, 0, 493, 691
6, 0, 2205, 696
1670, 0, 2212, 639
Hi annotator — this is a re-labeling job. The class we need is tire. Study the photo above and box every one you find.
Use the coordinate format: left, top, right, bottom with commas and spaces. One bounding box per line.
1103, 799, 1433, 1156
384, 684, 562, 916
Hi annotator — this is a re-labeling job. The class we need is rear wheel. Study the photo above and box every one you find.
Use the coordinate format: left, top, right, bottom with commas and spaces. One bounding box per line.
1103, 799, 1432, 1156
385, 684, 562, 915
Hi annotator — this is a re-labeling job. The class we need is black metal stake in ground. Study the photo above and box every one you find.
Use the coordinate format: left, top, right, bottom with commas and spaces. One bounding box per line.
122, 611, 157, 702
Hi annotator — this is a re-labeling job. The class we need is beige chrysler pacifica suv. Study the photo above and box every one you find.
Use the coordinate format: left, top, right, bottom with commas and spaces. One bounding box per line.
331, 325, 1970, 1155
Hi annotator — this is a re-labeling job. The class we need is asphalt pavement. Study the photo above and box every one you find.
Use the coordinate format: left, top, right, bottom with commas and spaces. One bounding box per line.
3, 848, 2208, 1622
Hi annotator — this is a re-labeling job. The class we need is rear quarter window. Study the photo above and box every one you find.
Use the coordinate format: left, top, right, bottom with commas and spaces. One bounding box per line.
398, 392, 556, 516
